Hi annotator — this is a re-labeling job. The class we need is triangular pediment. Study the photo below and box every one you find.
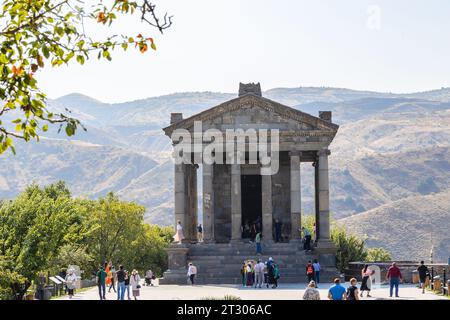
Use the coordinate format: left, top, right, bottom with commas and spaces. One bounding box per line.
163, 94, 339, 136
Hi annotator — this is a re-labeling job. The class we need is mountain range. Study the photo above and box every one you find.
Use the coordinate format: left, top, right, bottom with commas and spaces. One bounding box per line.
0, 86, 449, 261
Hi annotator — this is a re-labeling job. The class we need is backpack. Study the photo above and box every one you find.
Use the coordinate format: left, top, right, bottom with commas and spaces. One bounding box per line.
307, 265, 314, 274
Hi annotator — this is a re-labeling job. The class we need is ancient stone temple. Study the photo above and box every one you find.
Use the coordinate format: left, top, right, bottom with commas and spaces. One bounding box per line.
160, 83, 339, 284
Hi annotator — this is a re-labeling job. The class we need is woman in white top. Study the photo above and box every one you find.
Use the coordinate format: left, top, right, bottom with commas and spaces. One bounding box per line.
65, 269, 77, 299
173, 220, 185, 243
360, 264, 373, 297
130, 269, 141, 300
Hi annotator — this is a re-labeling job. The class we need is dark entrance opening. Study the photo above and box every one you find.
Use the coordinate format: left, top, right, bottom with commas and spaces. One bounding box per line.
241, 175, 262, 239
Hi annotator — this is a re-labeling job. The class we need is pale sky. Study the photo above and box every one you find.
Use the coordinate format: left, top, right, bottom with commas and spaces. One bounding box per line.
37, 0, 450, 103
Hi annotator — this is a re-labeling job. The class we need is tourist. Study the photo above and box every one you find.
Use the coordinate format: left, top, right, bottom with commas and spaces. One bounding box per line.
328, 278, 347, 300
306, 261, 315, 283
108, 265, 117, 293
302, 227, 312, 251
417, 261, 430, 294
360, 264, 372, 297
116, 265, 126, 300
145, 269, 154, 286
124, 270, 131, 300
346, 278, 360, 300
105, 261, 111, 289
65, 269, 77, 299
187, 262, 197, 285
250, 222, 257, 241
313, 259, 321, 285
36, 271, 46, 300
303, 280, 321, 300
240, 262, 247, 287
96, 266, 107, 300
386, 262, 403, 298
273, 264, 280, 288
173, 220, 185, 243
130, 269, 141, 300
274, 219, 282, 242
255, 231, 262, 254
267, 258, 275, 288
254, 259, 265, 288
246, 263, 254, 287
197, 224, 203, 243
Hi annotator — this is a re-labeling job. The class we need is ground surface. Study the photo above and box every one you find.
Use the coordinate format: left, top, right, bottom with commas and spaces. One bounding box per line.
58, 280, 448, 300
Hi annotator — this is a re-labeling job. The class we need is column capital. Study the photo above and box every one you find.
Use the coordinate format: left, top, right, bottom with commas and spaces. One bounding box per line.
317, 149, 331, 157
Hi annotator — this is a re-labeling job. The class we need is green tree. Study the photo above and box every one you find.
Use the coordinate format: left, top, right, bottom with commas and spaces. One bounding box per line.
366, 247, 392, 262
331, 225, 367, 273
0, 0, 172, 153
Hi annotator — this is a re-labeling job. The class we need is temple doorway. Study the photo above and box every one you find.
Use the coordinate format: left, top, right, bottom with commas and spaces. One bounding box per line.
241, 175, 262, 239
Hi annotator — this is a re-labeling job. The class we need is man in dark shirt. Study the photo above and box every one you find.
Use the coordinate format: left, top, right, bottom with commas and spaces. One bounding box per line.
116, 265, 126, 300
417, 261, 430, 294
96, 266, 107, 300
386, 262, 403, 298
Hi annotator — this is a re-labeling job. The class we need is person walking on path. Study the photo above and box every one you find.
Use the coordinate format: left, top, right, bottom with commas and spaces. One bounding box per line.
386, 262, 403, 298
306, 261, 315, 284
346, 278, 360, 300
197, 224, 203, 243
96, 266, 107, 300
313, 259, 321, 285
173, 220, 185, 243
303, 280, 321, 300
108, 265, 117, 293
360, 264, 372, 297
105, 262, 111, 288
124, 270, 131, 300
65, 269, 77, 299
274, 219, 282, 243
302, 227, 312, 251
255, 231, 262, 255
187, 262, 197, 285
328, 278, 347, 300
254, 260, 265, 288
130, 269, 141, 300
116, 265, 126, 300
417, 261, 430, 294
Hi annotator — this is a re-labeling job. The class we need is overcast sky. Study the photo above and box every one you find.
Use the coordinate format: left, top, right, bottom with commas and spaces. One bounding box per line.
37, 0, 450, 103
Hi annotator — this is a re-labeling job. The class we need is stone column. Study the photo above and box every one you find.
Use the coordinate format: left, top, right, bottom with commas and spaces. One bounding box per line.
174, 163, 186, 242
202, 163, 214, 242
316, 149, 334, 249
230, 164, 242, 242
187, 164, 198, 242
290, 151, 301, 241
262, 171, 273, 242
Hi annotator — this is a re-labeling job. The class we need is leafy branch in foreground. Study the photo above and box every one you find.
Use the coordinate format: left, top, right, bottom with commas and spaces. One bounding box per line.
0, 0, 172, 154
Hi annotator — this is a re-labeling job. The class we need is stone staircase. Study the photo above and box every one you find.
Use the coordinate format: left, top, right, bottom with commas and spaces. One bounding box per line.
183, 242, 338, 285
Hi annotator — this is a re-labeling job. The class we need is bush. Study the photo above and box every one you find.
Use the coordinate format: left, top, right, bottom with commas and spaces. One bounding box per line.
366, 247, 392, 262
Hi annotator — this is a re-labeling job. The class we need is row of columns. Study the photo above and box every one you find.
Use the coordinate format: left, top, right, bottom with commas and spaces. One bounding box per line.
173, 150, 331, 244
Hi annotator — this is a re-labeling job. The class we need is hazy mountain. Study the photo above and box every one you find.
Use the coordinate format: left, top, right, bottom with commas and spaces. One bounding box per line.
1, 86, 449, 261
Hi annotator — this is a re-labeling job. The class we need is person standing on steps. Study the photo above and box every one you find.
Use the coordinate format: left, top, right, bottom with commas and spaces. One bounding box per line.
116, 265, 126, 300
173, 220, 185, 243
306, 261, 315, 284
360, 264, 372, 297
274, 219, 282, 243
313, 259, 321, 286
197, 224, 203, 243
96, 265, 107, 300
187, 262, 197, 285
386, 262, 403, 298
254, 259, 265, 288
346, 278, 360, 300
302, 227, 312, 251
255, 231, 262, 255
417, 261, 430, 294
65, 269, 77, 299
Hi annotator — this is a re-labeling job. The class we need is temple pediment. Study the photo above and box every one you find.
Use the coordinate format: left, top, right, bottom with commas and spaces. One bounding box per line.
163, 93, 339, 138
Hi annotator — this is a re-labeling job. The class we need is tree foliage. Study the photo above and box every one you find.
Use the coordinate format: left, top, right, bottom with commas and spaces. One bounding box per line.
0, 181, 172, 300
366, 247, 392, 262
0, 0, 172, 154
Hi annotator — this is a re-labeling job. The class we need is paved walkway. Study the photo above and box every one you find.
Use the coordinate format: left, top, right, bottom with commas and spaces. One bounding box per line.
58, 280, 447, 300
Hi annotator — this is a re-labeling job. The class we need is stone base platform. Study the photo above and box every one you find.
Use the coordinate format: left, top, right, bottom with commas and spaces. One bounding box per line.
160, 241, 338, 285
